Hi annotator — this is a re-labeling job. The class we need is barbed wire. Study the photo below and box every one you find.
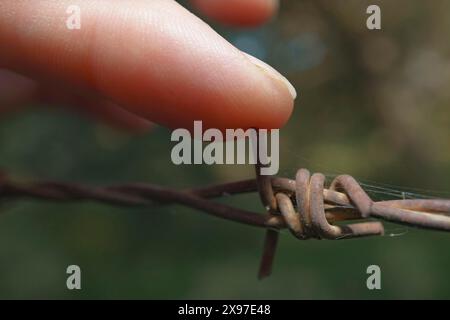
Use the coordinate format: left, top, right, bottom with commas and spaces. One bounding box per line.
0, 166, 449, 279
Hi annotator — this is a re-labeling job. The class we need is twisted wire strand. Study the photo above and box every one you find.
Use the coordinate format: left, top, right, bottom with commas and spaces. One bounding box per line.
255, 159, 280, 279
1, 172, 449, 229
1, 168, 450, 279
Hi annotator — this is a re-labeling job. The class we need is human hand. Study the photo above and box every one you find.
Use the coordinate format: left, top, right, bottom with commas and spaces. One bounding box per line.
0, 0, 296, 132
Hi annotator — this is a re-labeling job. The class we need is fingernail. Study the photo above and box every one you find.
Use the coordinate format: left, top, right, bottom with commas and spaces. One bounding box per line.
242, 52, 297, 100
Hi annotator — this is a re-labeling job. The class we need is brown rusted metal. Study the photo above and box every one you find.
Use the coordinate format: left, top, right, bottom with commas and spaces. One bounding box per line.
254, 168, 450, 278
0, 166, 450, 279
254, 137, 280, 279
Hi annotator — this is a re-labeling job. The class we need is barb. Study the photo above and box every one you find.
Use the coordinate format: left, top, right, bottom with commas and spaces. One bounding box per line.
0, 168, 449, 279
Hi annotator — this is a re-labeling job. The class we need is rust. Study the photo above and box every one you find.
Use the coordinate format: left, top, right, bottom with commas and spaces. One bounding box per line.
0, 166, 450, 279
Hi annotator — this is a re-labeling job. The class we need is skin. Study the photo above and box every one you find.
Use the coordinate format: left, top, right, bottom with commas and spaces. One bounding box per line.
0, 0, 295, 132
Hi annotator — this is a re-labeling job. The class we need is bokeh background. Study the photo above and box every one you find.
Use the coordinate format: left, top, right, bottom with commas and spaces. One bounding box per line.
0, 0, 449, 299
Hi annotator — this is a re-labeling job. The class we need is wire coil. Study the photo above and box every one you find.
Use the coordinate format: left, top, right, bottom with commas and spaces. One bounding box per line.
1, 167, 450, 279
255, 168, 450, 278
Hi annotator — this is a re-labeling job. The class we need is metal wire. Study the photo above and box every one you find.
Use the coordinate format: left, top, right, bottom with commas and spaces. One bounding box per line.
0, 167, 449, 279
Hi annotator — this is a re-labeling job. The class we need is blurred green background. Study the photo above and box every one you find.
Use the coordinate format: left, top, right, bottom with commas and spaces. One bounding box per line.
0, 0, 450, 299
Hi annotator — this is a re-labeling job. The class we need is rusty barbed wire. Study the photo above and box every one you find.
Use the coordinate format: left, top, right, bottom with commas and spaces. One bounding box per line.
0, 167, 450, 279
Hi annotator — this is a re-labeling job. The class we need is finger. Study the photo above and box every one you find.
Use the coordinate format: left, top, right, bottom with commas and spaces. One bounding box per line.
190, 0, 279, 27
38, 84, 153, 132
0, 69, 36, 114
0, 0, 295, 131
70, 99, 153, 133
0, 69, 152, 132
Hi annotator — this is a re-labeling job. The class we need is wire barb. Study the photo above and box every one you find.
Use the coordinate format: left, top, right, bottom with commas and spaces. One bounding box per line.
0, 167, 450, 279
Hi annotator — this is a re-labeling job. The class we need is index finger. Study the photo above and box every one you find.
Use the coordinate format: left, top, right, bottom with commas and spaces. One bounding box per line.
0, 0, 295, 130
191, 0, 279, 27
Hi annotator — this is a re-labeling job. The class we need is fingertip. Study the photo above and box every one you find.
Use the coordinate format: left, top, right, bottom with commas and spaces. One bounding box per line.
191, 0, 279, 27
236, 52, 296, 130
0, 0, 293, 132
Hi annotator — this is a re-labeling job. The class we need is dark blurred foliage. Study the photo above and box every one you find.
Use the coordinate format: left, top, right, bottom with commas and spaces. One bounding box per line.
0, 0, 449, 299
